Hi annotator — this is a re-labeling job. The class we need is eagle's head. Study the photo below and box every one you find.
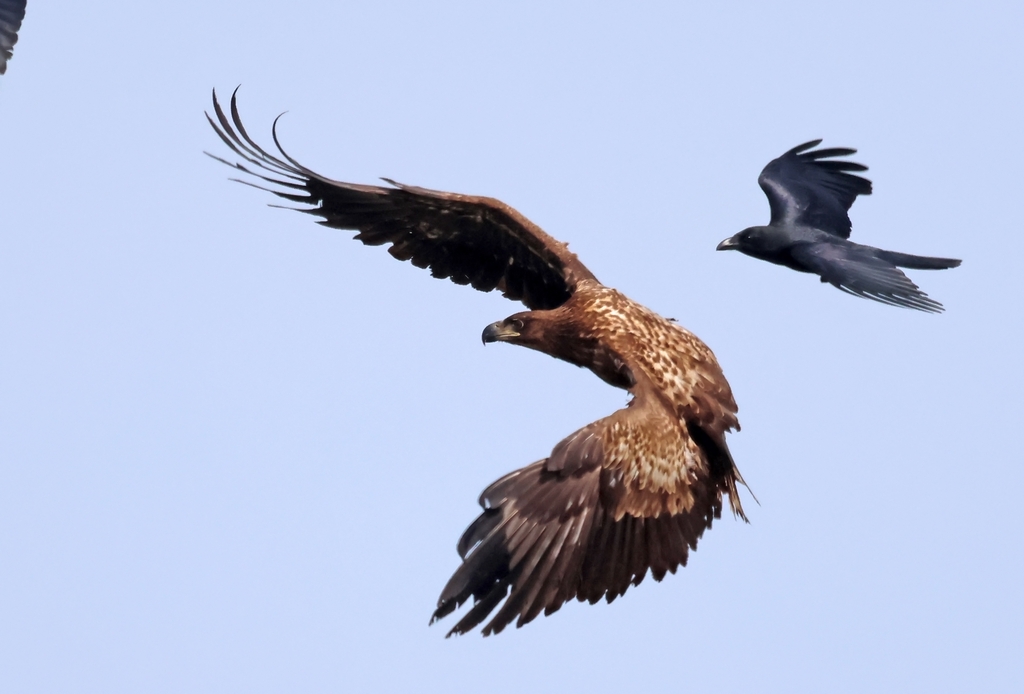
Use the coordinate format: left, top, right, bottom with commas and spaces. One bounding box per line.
481, 313, 538, 346
481, 310, 568, 353
481, 307, 592, 375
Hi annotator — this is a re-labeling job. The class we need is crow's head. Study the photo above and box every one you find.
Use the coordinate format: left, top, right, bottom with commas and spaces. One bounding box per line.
717, 226, 781, 261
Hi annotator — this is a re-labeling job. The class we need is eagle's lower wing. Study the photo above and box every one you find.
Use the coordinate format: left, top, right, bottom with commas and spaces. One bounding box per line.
432, 387, 744, 636
206, 89, 598, 311
791, 241, 945, 313
0, 0, 26, 75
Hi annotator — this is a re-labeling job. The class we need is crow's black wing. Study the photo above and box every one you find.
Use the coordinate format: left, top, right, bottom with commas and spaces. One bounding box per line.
791, 241, 945, 313
759, 140, 872, 239
0, 0, 25, 75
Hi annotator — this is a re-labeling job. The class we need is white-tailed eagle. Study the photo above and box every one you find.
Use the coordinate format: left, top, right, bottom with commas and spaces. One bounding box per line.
208, 89, 749, 636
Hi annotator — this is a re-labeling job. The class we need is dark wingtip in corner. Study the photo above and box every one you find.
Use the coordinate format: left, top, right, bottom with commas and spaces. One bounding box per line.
0, 0, 27, 76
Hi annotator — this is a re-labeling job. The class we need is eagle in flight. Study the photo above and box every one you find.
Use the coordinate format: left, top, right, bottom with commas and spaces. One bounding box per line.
207, 89, 749, 636
0, 0, 25, 76
717, 140, 960, 313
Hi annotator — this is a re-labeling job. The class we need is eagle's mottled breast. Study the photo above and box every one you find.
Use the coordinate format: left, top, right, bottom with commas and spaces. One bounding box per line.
570, 282, 738, 432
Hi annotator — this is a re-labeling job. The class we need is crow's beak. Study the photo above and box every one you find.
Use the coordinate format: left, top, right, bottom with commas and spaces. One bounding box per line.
717, 236, 739, 251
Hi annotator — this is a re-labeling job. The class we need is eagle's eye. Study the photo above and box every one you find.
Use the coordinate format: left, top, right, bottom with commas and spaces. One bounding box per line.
509, 318, 525, 331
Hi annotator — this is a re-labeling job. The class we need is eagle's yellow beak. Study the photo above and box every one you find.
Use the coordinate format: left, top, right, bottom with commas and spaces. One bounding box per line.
482, 320, 521, 344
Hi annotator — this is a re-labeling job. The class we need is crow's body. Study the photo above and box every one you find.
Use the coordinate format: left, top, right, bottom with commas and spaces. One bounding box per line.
718, 140, 960, 313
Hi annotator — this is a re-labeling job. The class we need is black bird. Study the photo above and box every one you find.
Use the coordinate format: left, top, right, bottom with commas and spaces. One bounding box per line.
0, 0, 26, 76
717, 140, 960, 313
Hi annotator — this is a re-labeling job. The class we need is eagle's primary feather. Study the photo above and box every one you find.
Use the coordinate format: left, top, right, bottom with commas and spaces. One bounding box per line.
208, 88, 748, 636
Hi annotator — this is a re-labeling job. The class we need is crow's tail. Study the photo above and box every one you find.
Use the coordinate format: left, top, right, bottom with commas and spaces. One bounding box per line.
876, 250, 961, 270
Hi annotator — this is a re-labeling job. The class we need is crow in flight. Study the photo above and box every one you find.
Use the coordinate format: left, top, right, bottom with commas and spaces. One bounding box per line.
717, 140, 960, 313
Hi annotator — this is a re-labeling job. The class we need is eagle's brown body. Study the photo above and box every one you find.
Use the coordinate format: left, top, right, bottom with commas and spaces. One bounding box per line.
503, 280, 742, 520
208, 89, 748, 637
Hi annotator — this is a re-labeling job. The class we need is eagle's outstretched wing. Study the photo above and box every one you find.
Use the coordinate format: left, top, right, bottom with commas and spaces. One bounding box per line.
758, 139, 873, 238
433, 361, 746, 637
0, 0, 26, 75
206, 88, 598, 310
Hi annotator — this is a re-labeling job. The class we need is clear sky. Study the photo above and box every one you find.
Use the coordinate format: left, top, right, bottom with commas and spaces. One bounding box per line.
2, 2, 1021, 692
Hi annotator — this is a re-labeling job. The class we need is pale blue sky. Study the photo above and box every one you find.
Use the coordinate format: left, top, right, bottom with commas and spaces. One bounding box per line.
1, 2, 1021, 692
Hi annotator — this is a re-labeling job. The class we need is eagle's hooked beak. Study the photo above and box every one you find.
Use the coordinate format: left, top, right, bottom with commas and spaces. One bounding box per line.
481, 319, 521, 344
716, 236, 740, 251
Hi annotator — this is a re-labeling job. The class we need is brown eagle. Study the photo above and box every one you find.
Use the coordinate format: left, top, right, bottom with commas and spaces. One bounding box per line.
207, 89, 749, 637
